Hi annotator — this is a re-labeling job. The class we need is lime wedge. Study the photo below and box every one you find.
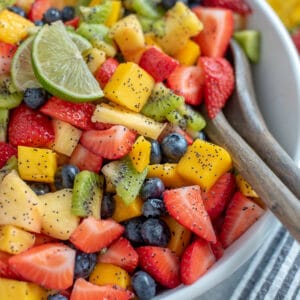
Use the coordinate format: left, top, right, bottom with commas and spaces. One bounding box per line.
68, 31, 92, 52
32, 21, 103, 102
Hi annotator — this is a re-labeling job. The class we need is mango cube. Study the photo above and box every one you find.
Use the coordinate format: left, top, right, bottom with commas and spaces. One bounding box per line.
129, 135, 151, 172
174, 39, 200, 66
236, 174, 258, 198
83, 48, 106, 74
176, 139, 232, 191
105, 1, 122, 27
104, 62, 154, 112
18, 146, 57, 183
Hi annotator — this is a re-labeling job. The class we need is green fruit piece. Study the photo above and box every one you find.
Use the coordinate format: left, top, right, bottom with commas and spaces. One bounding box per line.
165, 109, 187, 129
137, 15, 154, 33
0, 0, 15, 10
0, 108, 9, 142
68, 31, 92, 52
79, 1, 112, 24
32, 21, 103, 102
233, 30, 261, 63
72, 170, 104, 218
124, 0, 161, 19
177, 104, 206, 132
0, 156, 17, 183
0, 75, 23, 109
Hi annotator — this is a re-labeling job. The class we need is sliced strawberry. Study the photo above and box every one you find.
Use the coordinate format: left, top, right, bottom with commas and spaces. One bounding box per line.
28, 0, 51, 22
0, 251, 22, 280
167, 65, 205, 105
70, 278, 134, 300
0, 142, 17, 169
98, 237, 138, 273
219, 191, 265, 248
80, 125, 136, 160
8, 104, 55, 148
64, 16, 80, 29
180, 238, 216, 285
95, 57, 119, 89
70, 144, 103, 173
136, 246, 181, 289
202, 172, 236, 220
193, 7, 234, 58
202, 0, 252, 15
69, 216, 124, 253
292, 29, 300, 54
0, 42, 17, 75
199, 56, 235, 119
163, 185, 217, 243
40, 97, 96, 130
210, 239, 224, 260
139, 47, 179, 82
8, 243, 75, 290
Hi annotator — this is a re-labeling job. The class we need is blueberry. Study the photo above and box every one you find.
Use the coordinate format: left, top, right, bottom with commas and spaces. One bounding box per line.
161, 0, 188, 10
142, 198, 166, 218
43, 8, 62, 24
149, 139, 162, 164
61, 6, 75, 21
34, 20, 44, 26
198, 130, 207, 140
8, 6, 26, 17
29, 182, 51, 195
47, 294, 68, 300
101, 193, 115, 219
74, 251, 97, 279
132, 271, 156, 300
123, 217, 145, 245
161, 133, 188, 163
55, 164, 80, 190
140, 178, 165, 200
23, 88, 48, 109
141, 218, 171, 247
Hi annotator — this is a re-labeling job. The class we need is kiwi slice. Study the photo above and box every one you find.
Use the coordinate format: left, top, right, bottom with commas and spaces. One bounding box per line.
79, 1, 113, 24
0, 156, 17, 183
0, 108, 9, 142
0, 75, 23, 110
124, 0, 161, 19
165, 109, 187, 129
177, 104, 206, 132
71, 170, 104, 219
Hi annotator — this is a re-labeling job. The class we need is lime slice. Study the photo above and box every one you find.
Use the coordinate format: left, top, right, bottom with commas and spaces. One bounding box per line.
32, 21, 103, 102
68, 31, 92, 53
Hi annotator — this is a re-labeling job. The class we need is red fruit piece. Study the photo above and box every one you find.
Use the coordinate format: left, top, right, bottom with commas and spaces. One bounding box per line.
28, 0, 51, 22
33, 233, 57, 246
98, 237, 138, 273
292, 29, 300, 54
80, 125, 136, 160
192, 7, 234, 58
0, 142, 17, 168
199, 56, 234, 119
95, 57, 119, 89
202, 172, 236, 220
139, 47, 179, 82
8, 104, 55, 148
0, 251, 22, 280
202, 0, 252, 15
180, 238, 216, 285
210, 239, 224, 260
136, 246, 181, 289
40, 97, 96, 130
163, 185, 217, 243
0, 41, 17, 75
219, 191, 265, 248
167, 65, 205, 105
64, 16, 80, 29
70, 278, 134, 300
8, 243, 76, 290
69, 216, 124, 253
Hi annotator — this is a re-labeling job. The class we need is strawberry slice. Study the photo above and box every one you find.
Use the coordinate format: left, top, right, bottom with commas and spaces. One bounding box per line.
219, 191, 265, 248
166, 65, 205, 105
199, 56, 234, 119
180, 238, 216, 285
0, 251, 22, 280
64, 16, 80, 29
163, 185, 217, 243
202, 0, 252, 15
0, 142, 17, 169
291, 29, 300, 54
8, 243, 76, 290
70, 278, 134, 300
95, 57, 119, 89
210, 239, 224, 260
0, 42, 17, 75
8, 104, 55, 148
40, 97, 96, 130
98, 237, 138, 273
136, 246, 181, 289
69, 216, 124, 253
192, 7, 234, 58
28, 0, 51, 22
80, 125, 136, 160
202, 172, 236, 220
33, 233, 57, 246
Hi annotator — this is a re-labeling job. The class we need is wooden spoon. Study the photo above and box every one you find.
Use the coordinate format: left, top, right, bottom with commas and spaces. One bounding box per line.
223, 39, 300, 200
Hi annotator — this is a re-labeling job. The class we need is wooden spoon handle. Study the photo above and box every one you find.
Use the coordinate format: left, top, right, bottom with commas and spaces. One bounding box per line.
204, 112, 300, 243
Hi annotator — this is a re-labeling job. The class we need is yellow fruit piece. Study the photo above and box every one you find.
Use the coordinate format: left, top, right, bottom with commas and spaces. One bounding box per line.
0, 10, 34, 44
105, 1, 122, 27
83, 48, 106, 74
49, 0, 77, 9
0, 225, 35, 254
173, 39, 200, 66
162, 215, 191, 257
104, 62, 154, 112
177, 139, 232, 191
144, 33, 161, 48
123, 47, 147, 64
15, 0, 35, 13
0, 278, 47, 300
129, 136, 151, 172
18, 146, 57, 183
89, 263, 131, 289
236, 173, 258, 198
112, 194, 143, 222
89, 0, 103, 6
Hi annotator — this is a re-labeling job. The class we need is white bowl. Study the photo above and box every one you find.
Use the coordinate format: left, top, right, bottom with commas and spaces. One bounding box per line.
155, 0, 300, 299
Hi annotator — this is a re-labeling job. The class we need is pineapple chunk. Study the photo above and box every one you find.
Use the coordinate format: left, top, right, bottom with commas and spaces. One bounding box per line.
18, 146, 57, 183
177, 139, 232, 191
236, 173, 258, 198
83, 48, 106, 74
129, 135, 151, 172
104, 62, 154, 112
173, 39, 200, 66
105, 1, 122, 27
0, 225, 35, 254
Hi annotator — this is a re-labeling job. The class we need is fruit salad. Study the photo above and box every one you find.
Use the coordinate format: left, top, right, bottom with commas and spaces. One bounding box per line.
0, 0, 265, 299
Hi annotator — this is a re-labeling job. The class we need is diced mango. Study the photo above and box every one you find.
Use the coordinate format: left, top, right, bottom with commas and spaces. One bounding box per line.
176, 139, 232, 191
112, 194, 143, 222
0, 10, 34, 44
18, 146, 57, 183
105, 1, 122, 27
104, 62, 154, 112
83, 48, 106, 74
174, 39, 200, 66
236, 173, 258, 198
89, 263, 131, 289
129, 136, 151, 172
